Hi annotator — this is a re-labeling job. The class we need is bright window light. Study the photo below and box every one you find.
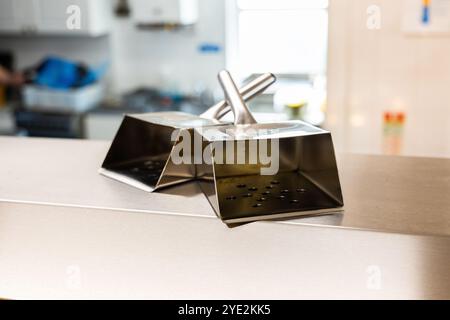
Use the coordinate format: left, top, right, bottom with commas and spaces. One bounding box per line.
237, 0, 329, 11
235, 0, 328, 76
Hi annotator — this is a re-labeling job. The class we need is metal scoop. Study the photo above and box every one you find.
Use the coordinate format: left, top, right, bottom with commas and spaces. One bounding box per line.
99, 73, 276, 192
196, 70, 344, 224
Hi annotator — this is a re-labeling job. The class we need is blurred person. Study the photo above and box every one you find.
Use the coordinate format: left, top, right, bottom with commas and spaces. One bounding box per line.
0, 65, 24, 86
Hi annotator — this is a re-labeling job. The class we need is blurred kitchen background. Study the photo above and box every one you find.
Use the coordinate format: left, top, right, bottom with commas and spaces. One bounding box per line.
0, 0, 449, 158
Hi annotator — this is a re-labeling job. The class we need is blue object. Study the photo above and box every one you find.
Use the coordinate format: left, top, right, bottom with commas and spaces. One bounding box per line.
34, 56, 107, 90
198, 43, 221, 54
422, 6, 430, 25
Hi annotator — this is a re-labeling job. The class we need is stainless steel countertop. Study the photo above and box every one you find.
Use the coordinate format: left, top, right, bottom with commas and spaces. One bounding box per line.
1, 136, 450, 299
1, 136, 449, 236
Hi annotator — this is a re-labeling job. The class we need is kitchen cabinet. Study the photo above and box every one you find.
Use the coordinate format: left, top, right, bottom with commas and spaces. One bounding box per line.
0, 0, 17, 32
131, 0, 198, 25
0, 0, 111, 36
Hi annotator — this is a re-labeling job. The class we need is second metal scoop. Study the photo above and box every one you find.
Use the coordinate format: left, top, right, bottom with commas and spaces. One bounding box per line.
99, 73, 276, 192
196, 71, 344, 224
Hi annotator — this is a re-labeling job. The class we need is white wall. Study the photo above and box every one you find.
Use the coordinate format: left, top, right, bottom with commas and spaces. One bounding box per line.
0, 0, 226, 95
109, 0, 225, 94
327, 0, 450, 158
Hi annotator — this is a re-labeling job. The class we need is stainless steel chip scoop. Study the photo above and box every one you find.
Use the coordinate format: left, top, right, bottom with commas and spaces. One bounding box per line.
196, 70, 344, 224
99, 73, 276, 192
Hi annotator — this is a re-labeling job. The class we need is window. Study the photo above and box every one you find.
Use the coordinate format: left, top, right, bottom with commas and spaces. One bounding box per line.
229, 0, 329, 77
225, 0, 329, 125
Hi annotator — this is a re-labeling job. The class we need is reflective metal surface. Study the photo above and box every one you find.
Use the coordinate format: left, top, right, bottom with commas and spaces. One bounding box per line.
196, 71, 344, 223
1, 137, 450, 236
196, 123, 343, 223
200, 73, 276, 120
0, 201, 449, 299
217, 70, 257, 125
100, 113, 200, 192
100, 73, 275, 193
2, 138, 450, 299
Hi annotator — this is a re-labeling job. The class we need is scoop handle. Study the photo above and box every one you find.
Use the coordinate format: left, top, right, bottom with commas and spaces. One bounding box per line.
201, 73, 275, 121
218, 70, 258, 125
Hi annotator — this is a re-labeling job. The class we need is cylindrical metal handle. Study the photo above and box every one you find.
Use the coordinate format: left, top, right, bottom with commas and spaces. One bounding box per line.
201, 73, 276, 120
218, 70, 257, 125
